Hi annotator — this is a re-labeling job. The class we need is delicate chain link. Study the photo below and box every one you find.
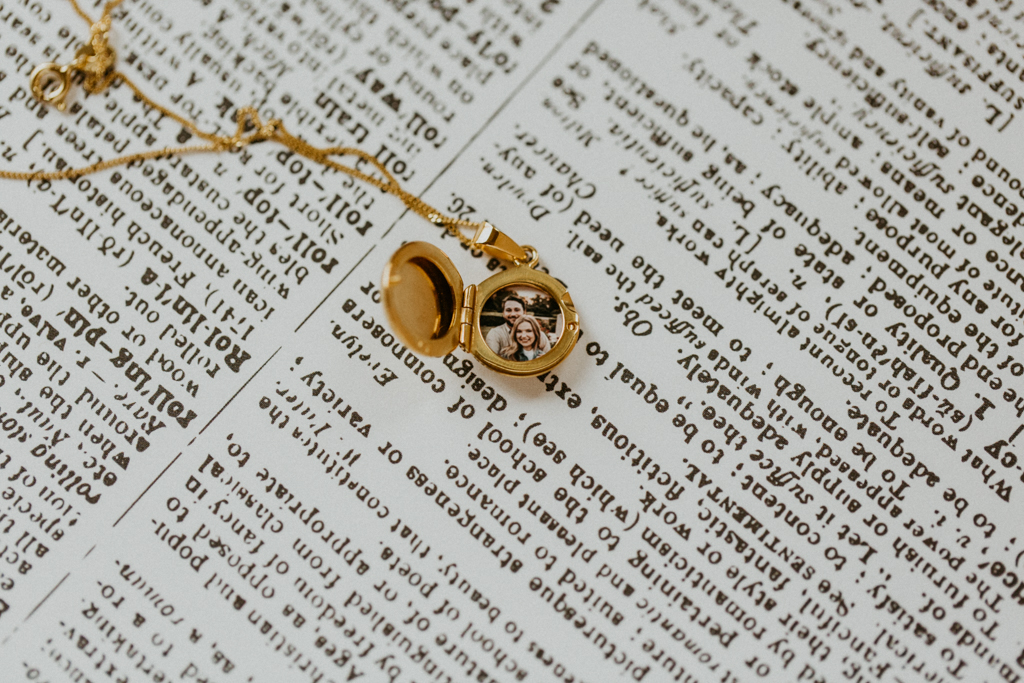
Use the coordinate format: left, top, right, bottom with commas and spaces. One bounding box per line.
1, 0, 483, 248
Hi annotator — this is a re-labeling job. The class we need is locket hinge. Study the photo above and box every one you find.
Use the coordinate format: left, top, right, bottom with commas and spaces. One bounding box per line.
458, 284, 477, 351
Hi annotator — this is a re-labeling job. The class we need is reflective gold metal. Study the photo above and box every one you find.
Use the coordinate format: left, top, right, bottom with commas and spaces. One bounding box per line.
29, 62, 75, 111
471, 222, 531, 265
382, 231, 580, 377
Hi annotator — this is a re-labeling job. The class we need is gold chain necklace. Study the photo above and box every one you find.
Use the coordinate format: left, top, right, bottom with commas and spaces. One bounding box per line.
2, 0, 580, 377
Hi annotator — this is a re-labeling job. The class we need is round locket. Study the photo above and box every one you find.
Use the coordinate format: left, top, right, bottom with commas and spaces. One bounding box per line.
381, 240, 580, 377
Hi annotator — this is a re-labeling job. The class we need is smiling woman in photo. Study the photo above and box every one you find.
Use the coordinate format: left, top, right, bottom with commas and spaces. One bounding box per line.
499, 314, 547, 361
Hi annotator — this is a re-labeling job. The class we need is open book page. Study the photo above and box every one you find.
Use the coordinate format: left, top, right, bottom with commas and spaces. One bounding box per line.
0, 0, 1021, 681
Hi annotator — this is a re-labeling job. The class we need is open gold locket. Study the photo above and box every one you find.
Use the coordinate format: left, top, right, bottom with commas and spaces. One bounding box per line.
382, 224, 580, 377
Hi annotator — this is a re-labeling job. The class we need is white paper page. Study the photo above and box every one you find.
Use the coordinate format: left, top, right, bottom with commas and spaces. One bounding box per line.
0, 0, 1020, 682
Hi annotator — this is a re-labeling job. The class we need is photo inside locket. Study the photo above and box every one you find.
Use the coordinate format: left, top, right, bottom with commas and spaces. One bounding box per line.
479, 285, 563, 362
393, 256, 456, 340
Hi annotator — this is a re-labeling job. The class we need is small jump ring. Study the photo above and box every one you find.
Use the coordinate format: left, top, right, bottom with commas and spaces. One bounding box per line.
29, 62, 73, 111
520, 245, 540, 268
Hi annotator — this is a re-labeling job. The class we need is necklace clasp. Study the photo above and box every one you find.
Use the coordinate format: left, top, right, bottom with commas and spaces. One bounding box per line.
29, 62, 75, 111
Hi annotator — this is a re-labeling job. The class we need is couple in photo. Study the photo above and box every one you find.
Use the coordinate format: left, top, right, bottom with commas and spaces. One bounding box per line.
485, 293, 552, 362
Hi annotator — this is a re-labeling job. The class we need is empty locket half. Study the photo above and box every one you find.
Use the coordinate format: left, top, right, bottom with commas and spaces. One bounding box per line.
381, 241, 580, 377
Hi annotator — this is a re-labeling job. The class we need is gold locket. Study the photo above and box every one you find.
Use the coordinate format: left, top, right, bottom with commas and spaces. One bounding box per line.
381, 224, 580, 377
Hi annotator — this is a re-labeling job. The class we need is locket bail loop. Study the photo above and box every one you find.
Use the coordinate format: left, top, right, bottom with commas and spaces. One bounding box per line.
471, 223, 535, 266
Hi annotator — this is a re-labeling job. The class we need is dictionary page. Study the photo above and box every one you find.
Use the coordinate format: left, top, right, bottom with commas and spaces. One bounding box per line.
0, 0, 1021, 682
